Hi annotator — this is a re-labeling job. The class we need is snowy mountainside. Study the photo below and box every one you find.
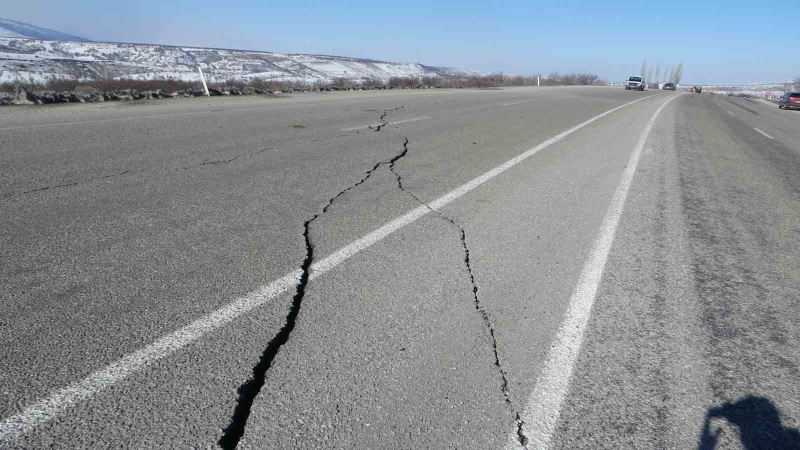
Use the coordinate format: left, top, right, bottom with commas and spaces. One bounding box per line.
0, 38, 478, 84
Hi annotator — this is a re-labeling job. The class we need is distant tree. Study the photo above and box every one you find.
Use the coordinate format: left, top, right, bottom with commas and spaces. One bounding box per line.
668, 64, 684, 84
361, 77, 383, 89
420, 76, 440, 87
503, 75, 526, 86
576, 73, 599, 85
331, 77, 355, 89
673, 63, 684, 85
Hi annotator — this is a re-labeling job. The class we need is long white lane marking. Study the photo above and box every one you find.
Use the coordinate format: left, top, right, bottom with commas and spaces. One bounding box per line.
504, 94, 680, 450
755, 98, 776, 108
753, 127, 774, 139
0, 111, 204, 131
0, 94, 657, 445
502, 100, 533, 107
340, 116, 430, 131
0, 105, 281, 131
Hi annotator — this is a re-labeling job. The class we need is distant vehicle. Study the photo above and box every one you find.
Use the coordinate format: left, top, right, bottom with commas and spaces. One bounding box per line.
663, 82, 676, 91
689, 86, 702, 93
778, 92, 800, 110
625, 76, 645, 91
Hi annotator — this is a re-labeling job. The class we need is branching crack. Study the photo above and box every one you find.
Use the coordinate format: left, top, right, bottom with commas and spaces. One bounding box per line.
370, 106, 404, 132
389, 139, 529, 448
218, 131, 411, 449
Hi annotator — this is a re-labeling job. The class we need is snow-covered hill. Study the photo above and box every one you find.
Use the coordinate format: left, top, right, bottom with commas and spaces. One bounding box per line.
0, 18, 88, 41
0, 37, 478, 84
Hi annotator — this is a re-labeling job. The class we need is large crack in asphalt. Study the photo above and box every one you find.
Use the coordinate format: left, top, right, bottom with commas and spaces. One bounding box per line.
370, 106, 404, 132
219, 108, 408, 449
389, 142, 529, 448
220, 111, 527, 447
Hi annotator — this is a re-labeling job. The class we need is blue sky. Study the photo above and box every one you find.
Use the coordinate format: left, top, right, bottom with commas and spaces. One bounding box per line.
4, 0, 798, 84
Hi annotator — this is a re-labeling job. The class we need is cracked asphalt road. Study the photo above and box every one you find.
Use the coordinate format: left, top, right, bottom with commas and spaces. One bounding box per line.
1, 88, 799, 449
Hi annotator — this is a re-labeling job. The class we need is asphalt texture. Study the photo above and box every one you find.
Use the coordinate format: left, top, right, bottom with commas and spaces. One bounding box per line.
1, 87, 799, 449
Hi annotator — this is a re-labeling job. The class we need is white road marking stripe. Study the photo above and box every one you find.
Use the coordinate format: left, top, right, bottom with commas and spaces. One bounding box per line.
727, 110, 735, 116
502, 100, 532, 107
0, 111, 211, 131
0, 94, 657, 445
758, 98, 800, 120
753, 127, 774, 139
504, 94, 680, 450
341, 116, 430, 131
0, 104, 287, 131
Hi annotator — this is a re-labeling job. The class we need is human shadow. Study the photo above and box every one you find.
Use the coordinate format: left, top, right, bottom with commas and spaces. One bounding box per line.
698, 395, 800, 449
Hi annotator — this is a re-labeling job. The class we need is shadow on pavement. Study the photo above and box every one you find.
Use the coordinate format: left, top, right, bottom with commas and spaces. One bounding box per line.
698, 395, 800, 449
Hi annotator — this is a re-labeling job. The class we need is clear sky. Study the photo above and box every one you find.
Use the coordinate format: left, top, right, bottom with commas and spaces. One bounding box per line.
4, 0, 798, 85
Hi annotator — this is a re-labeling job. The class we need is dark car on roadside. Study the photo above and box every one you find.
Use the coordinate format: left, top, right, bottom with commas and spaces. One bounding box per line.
663, 82, 676, 91
778, 92, 800, 110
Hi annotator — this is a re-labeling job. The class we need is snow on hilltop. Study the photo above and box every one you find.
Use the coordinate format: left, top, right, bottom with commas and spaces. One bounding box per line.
0, 37, 478, 84
0, 18, 88, 41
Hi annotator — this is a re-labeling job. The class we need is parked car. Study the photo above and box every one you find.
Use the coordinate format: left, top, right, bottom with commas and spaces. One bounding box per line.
663, 82, 676, 91
624, 76, 645, 91
778, 92, 800, 110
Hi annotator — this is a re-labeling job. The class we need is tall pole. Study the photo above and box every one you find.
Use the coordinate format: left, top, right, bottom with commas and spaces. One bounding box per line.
198, 67, 210, 96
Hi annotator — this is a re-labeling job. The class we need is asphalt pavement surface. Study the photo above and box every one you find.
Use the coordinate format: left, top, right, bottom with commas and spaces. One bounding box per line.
1, 87, 798, 449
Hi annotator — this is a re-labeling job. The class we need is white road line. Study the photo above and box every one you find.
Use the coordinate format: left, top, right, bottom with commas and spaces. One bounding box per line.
0, 94, 658, 445
502, 100, 533, 107
753, 127, 774, 139
340, 116, 430, 131
0, 111, 207, 131
0, 105, 276, 131
504, 94, 680, 450
753, 99, 800, 121
727, 110, 735, 116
